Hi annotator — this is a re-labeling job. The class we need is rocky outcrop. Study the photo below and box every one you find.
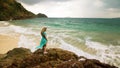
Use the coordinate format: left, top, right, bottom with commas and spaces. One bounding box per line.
0, 48, 118, 68
0, 0, 47, 21
37, 13, 48, 18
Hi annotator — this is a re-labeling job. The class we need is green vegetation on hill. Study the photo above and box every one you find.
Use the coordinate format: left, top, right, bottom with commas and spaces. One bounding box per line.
0, 0, 47, 21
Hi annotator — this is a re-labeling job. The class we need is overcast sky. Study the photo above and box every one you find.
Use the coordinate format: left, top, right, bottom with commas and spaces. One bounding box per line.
17, 0, 120, 18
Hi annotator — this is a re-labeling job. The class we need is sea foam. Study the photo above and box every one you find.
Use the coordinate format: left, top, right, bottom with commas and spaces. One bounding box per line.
18, 35, 37, 52
59, 38, 96, 59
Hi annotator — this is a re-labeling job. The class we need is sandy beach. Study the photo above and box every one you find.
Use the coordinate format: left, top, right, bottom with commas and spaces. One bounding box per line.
0, 34, 19, 54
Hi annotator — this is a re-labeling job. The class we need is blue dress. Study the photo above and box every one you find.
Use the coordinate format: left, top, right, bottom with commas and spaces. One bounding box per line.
36, 32, 47, 49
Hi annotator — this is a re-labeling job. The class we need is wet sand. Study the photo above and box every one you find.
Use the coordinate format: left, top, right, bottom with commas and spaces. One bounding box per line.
0, 35, 19, 54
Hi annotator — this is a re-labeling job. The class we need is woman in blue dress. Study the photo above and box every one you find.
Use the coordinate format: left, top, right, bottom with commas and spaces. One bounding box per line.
36, 27, 48, 54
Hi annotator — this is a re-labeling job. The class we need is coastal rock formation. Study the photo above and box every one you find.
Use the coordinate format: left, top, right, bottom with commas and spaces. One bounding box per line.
37, 13, 48, 18
0, 0, 47, 21
0, 48, 118, 68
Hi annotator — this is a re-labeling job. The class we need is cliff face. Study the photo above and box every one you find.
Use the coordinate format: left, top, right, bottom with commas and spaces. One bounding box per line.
0, 0, 47, 21
0, 48, 118, 68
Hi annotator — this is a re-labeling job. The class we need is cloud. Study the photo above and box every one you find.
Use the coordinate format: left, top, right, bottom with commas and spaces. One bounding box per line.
99, 0, 120, 17
103, 0, 120, 9
17, 0, 41, 5
18, 0, 120, 18
93, 0, 105, 8
17, 0, 71, 5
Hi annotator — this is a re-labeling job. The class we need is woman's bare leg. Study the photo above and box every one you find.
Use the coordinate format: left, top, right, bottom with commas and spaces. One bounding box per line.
43, 44, 47, 54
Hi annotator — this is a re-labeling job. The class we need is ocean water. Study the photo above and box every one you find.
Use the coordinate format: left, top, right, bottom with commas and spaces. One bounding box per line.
0, 18, 120, 67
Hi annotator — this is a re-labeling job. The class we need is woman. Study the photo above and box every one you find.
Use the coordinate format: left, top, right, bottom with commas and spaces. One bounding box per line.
36, 27, 48, 54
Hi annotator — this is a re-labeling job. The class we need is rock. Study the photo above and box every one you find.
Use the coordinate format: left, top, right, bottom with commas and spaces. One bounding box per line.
0, 48, 31, 68
0, 0, 47, 21
0, 48, 118, 68
0, 0, 35, 20
37, 13, 48, 18
6, 47, 31, 58
0, 54, 5, 60
21, 48, 78, 68
82, 59, 118, 68
56, 60, 84, 68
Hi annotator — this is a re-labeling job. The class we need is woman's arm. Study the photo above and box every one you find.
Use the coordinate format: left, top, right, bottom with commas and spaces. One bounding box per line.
41, 32, 48, 41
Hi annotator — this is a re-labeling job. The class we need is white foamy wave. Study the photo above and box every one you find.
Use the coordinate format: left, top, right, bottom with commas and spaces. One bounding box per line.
85, 38, 120, 67
18, 35, 37, 52
9, 25, 39, 36
0, 27, 10, 33
0, 21, 9, 26
24, 28, 39, 36
76, 38, 84, 42
59, 38, 97, 59
96, 45, 120, 67
9, 25, 27, 33
85, 39, 108, 50
0, 21, 11, 34
49, 36, 60, 46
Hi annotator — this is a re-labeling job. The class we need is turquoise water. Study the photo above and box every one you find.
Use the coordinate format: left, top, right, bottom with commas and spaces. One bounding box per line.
0, 18, 120, 67
11, 18, 120, 45
11, 18, 120, 33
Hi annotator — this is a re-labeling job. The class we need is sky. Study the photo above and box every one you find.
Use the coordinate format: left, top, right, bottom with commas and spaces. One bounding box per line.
17, 0, 120, 18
